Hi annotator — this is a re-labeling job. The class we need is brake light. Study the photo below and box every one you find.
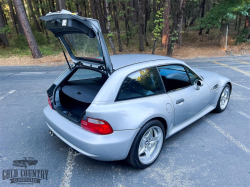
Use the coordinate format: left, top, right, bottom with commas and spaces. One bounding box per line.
81, 117, 113, 135
48, 97, 53, 109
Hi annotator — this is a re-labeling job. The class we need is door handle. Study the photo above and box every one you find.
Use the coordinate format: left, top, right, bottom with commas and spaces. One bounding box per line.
176, 98, 185, 105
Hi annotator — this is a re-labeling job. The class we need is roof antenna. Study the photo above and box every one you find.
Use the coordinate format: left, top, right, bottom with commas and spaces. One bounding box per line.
58, 38, 71, 70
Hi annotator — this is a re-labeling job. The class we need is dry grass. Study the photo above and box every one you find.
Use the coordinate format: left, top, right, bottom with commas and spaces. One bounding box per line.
0, 53, 66, 66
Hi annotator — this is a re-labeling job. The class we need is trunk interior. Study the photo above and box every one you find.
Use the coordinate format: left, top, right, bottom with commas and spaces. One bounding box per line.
54, 67, 107, 123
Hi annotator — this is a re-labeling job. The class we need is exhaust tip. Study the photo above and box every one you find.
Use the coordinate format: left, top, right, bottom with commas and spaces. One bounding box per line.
49, 129, 54, 136
69, 147, 79, 154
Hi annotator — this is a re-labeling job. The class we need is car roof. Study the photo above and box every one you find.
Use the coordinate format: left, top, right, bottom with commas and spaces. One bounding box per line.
110, 54, 174, 70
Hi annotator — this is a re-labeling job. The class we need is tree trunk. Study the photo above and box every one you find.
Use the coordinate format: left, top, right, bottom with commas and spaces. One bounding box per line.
39, 0, 50, 43
55, 0, 60, 11
153, 0, 157, 19
83, 1, 87, 17
58, 0, 66, 10
198, 0, 206, 35
14, 0, 42, 58
152, 39, 157, 54
8, 0, 19, 34
138, 0, 144, 51
39, 0, 46, 16
104, 0, 116, 55
133, 0, 138, 24
27, 0, 42, 32
51, 0, 56, 11
0, 2, 10, 47
144, 0, 150, 46
235, 15, 238, 30
239, 15, 242, 29
167, 0, 187, 57
112, 0, 122, 52
103, 0, 107, 24
76, 0, 82, 16
130, 0, 136, 26
96, 0, 107, 33
162, 0, 170, 49
34, 0, 42, 18
244, 15, 250, 39
90, 0, 97, 19
15, 11, 25, 35
219, 20, 227, 48
189, 16, 196, 26
121, 1, 130, 46
178, 17, 183, 46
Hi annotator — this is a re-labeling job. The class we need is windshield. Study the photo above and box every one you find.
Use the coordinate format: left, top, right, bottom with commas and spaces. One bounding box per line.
62, 33, 103, 62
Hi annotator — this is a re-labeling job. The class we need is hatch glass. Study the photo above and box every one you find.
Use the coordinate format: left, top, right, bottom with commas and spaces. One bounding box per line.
62, 33, 103, 62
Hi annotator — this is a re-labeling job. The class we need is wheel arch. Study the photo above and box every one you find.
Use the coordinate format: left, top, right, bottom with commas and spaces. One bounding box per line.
226, 82, 232, 93
150, 117, 167, 135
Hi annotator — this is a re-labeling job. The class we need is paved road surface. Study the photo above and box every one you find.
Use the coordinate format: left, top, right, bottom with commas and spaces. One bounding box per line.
0, 55, 250, 186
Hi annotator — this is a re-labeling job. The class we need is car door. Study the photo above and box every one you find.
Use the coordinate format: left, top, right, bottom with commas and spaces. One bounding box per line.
157, 64, 210, 126
40, 10, 113, 75
184, 66, 211, 116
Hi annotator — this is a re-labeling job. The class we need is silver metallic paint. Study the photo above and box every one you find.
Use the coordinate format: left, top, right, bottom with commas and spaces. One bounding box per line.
44, 55, 231, 161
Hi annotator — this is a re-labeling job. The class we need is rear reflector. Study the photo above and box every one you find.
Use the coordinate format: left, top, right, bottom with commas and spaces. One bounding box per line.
81, 117, 113, 135
48, 97, 53, 109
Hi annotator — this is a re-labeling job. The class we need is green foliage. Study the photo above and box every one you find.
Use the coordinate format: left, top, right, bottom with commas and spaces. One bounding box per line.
169, 30, 179, 49
194, 0, 250, 30
108, 32, 114, 37
107, 15, 112, 21
152, 7, 164, 40
33, 32, 47, 45
0, 25, 11, 34
236, 29, 250, 44
10, 35, 29, 49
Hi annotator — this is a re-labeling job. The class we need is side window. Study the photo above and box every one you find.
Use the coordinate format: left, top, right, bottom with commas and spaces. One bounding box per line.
185, 67, 200, 84
68, 68, 104, 82
158, 65, 191, 92
116, 67, 165, 101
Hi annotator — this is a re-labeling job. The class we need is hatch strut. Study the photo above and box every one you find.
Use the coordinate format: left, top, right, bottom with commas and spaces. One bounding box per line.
58, 38, 71, 70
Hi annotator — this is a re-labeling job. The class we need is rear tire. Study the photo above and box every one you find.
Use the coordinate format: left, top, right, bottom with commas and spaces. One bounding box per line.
214, 84, 231, 113
126, 120, 165, 169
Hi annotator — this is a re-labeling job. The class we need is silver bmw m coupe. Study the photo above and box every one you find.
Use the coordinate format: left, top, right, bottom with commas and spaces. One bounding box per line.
42, 11, 232, 168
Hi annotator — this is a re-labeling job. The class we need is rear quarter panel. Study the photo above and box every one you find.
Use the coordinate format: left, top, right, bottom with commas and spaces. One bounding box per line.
87, 94, 174, 132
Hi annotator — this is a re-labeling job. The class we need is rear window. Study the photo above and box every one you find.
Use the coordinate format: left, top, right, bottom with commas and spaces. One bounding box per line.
63, 33, 103, 62
116, 67, 165, 101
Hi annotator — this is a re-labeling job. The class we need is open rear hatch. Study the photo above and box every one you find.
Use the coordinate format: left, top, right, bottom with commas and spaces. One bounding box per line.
53, 67, 108, 122
41, 10, 112, 123
40, 10, 113, 74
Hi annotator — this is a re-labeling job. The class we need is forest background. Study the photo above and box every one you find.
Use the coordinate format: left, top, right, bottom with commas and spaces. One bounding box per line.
0, 0, 250, 66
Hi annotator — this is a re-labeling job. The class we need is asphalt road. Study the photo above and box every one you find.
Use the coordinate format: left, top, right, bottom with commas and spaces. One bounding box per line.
0, 55, 250, 187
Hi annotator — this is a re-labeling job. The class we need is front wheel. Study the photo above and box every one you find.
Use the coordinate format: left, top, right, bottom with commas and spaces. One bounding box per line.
214, 84, 231, 113
126, 120, 165, 169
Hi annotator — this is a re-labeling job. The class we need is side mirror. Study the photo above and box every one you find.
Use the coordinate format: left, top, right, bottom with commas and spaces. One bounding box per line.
193, 80, 203, 90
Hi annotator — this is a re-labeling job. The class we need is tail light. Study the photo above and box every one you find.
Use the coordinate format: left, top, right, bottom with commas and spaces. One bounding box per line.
48, 96, 53, 109
81, 117, 113, 135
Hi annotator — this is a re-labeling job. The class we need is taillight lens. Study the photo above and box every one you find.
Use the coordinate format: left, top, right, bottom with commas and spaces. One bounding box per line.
81, 117, 113, 135
48, 97, 53, 109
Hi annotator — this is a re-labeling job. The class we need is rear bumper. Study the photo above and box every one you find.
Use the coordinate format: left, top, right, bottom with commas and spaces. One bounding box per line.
43, 106, 139, 161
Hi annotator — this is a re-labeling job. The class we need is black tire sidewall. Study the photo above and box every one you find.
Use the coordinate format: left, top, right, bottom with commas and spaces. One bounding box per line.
215, 84, 231, 112
127, 120, 165, 169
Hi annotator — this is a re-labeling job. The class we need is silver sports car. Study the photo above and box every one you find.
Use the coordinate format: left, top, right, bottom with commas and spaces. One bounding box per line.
42, 11, 232, 168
